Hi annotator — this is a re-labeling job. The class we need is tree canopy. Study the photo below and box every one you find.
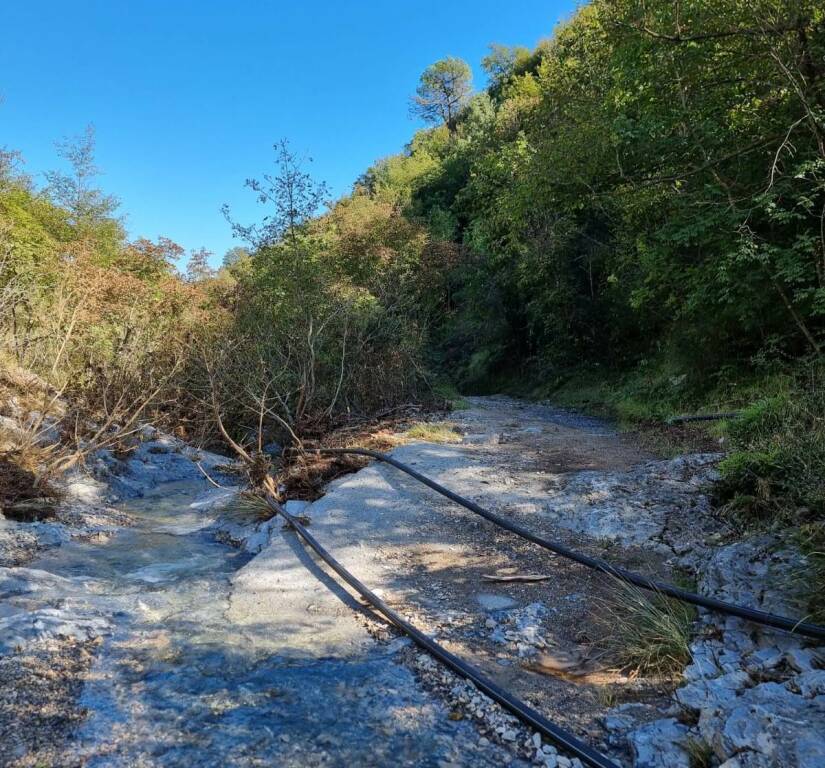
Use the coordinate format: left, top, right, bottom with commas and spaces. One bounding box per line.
411, 57, 473, 133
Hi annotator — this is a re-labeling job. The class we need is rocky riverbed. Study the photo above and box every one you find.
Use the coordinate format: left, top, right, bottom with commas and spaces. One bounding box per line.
1, 398, 823, 767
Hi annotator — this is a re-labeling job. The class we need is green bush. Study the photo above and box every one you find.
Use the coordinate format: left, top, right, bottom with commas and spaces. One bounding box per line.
716, 364, 825, 524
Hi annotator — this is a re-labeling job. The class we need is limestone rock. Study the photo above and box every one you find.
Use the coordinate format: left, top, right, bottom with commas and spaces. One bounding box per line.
628, 719, 691, 768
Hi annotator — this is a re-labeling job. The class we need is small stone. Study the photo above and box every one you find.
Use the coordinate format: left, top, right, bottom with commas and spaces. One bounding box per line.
792, 669, 825, 698
485, 618, 497, 629
532, 732, 542, 749
629, 719, 690, 768
502, 729, 517, 742
784, 648, 823, 673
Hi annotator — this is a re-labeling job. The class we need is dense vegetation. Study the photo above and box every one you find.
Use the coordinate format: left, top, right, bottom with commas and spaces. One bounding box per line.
2, 0, 823, 550
344, 0, 825, 537
372, 1, 825, 392
0, 131, 434, 487
0, 129, 211, 483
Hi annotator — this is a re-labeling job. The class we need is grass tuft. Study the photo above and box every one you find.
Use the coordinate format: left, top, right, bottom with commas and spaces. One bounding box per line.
682, 737, 713, 768
222, 492, 273, 524
797, 522, 825, 624
405, 422, 463, 444
596, 578, 695, 677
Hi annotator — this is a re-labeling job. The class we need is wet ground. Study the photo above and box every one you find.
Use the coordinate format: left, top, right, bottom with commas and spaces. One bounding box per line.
1, 476, 525, 767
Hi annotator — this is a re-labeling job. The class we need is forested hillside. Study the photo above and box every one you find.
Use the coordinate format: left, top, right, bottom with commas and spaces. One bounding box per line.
361, 1, 825, 394
335, 0, 825, 536
1, 0, 823, 538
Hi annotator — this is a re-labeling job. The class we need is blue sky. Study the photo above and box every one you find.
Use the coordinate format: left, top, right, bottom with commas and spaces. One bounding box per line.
1, 1, 578, 266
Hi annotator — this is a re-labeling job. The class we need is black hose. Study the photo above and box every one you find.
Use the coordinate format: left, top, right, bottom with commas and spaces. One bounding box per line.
667, 412, 740, 425
313, 447, 825, 642
265, 494, 620, 768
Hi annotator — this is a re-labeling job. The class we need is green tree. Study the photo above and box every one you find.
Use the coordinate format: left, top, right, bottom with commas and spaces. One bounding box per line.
481, 44, 531, 93
411, 58, 473, 133
222, 139, 329, 250
222, 246, 249, 268
44, 125, 119, 229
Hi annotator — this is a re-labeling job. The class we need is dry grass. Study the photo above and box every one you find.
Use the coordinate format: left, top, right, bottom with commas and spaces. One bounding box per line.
682, 737, 713, 768
0, 362, 67, 508
221, 492, 273, 524
797, 522, 825, 623
596, 578, 695, 677
405, 421, 463, 444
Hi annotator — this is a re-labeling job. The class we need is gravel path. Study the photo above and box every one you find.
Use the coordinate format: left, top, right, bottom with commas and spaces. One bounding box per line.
231, 396, 824, 767
229, 397, 722, 766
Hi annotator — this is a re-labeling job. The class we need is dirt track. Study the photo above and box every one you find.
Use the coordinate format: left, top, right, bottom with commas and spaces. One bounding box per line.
231, 396, 725, 764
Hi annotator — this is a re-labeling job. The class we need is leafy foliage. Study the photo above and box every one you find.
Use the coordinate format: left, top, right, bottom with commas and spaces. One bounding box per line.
362, 1, 825, 391
716, 362, 825, 523
4, 0, 825, 512
411, 57, 473, 133
0, 128, 221, 467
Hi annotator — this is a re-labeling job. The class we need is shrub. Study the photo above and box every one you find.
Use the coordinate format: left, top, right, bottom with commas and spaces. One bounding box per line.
716, 363, 825, 524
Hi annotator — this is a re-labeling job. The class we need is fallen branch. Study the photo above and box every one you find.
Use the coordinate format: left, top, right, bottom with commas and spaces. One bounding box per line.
481, 573, 553, 583
195, 461, 232, 489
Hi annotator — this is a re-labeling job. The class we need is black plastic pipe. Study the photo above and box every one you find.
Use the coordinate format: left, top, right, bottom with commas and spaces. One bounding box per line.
667, 412, 740, 425
266, 494, 620, 768
312, 447, 825, 642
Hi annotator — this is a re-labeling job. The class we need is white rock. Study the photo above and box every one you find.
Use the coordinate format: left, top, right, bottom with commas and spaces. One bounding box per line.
711, 681, 825, 765
676, 670, 751, 711
785, 648, 823, 673
791, 669, 825, 698
0, 607, 110, 651
628, 719, 691, 768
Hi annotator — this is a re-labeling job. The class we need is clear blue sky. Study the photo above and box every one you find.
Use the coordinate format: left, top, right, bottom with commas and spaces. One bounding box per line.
1, 1, 578, 266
